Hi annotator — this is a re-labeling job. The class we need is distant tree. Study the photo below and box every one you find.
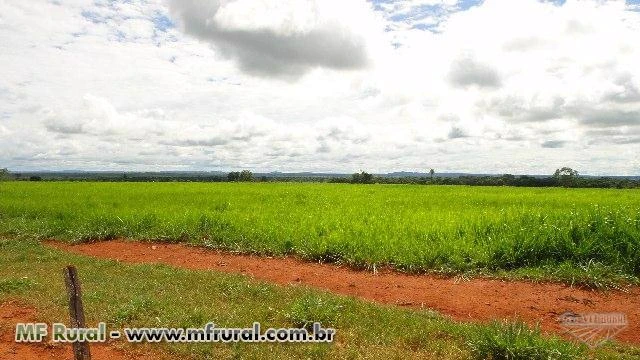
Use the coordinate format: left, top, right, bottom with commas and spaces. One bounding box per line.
553, 167, 579, 187
500, 174, 516, 185
363, 172, 373, 183
351, 171, 373, 184
0, 168, 10, 181
429, 169, 435, 179
29, 175, 42, 181
553, 167, 579, 178
239, 170, 254, 182
227, 171, 240, 181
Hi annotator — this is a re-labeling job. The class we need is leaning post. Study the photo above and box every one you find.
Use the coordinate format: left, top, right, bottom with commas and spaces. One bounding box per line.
63, 265, 91, 360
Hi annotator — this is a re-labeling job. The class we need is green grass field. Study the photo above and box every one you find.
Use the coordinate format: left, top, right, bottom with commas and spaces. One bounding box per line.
1, 182, 639, 286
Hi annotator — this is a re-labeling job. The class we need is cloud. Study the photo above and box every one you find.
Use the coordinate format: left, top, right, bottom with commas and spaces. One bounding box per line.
3, 0, 640, 175
577, 108, 640, 128
482, 96, 565, 122
603, 73, 640, 104
45, 120, 85, 135
482, 95, 640, 128
585, 127, 640, 145
42, 95, 174, 142
541, 140, 566, 148
164, 137, 228, 147
168, 0, 377, 78
448, 54, 501, 88
163, 112, 277, 147
312, 117, 372, 154
447, 125, 468, 139
315, 117, 370, 144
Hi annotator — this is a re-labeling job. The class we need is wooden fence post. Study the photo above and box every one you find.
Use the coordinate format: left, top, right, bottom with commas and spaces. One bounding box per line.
63, 265, 91, 360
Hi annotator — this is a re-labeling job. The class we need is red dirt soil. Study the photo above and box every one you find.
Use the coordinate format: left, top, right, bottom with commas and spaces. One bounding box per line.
49, 240, 640, 345
0, 301, 157, 360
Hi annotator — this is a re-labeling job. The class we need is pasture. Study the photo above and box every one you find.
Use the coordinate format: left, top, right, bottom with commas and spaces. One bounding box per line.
1, 182, 639, 285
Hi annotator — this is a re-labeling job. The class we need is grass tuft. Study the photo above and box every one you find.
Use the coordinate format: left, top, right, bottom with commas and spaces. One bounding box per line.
286, 294, 344, 330
467, 321, 582, 360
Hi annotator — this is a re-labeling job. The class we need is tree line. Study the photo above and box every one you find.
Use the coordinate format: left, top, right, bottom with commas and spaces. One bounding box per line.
1, 167, 638, 188
335, 167, 638, 188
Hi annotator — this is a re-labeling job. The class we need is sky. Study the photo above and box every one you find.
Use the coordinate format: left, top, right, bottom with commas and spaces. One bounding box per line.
1, 0, 640, 175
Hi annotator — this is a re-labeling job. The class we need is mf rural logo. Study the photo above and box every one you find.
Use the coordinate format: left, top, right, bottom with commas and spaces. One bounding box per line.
558, 312, 627, 348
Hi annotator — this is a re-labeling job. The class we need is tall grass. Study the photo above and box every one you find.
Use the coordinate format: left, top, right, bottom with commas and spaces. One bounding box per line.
1, 182, 639, 281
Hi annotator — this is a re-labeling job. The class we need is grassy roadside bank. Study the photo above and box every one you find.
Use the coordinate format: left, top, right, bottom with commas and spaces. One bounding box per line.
2, 238, 639, 359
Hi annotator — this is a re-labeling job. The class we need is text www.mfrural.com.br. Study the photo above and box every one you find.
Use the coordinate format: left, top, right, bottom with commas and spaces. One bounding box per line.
15, 322, 336, 343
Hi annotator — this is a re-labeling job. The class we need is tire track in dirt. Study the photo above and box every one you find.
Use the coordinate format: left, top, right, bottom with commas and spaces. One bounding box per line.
48, 240, 640, 345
